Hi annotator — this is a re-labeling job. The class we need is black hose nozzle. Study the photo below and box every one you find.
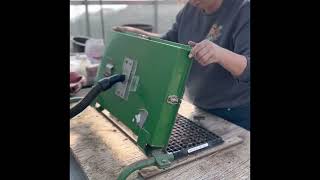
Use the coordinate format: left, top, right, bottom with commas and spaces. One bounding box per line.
70, 74, 126, 119
97, 74, 126, 91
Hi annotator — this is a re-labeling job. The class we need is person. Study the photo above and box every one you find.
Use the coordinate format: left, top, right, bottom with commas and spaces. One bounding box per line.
114, 0, 250, 130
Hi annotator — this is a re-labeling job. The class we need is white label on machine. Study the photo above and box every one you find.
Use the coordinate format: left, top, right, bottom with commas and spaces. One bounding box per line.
187, 143, 209, 153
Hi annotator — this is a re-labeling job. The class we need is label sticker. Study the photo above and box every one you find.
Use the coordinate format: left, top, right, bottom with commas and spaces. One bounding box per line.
187, 143, 209, 153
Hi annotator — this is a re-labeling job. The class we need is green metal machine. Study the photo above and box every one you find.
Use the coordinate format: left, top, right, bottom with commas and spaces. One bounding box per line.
96, 31, 193, 154
80, 31, 224, 179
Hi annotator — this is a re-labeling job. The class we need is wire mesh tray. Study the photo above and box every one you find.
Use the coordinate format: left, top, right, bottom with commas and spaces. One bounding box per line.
166, 114, 224, 159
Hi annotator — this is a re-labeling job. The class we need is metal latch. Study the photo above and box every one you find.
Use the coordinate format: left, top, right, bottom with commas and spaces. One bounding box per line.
104, 63, 114, 76
167, 95, 181, 105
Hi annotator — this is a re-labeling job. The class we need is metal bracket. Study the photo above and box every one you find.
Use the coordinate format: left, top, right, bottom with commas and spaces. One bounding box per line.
116, 150, 174, 180
104, 57, 114, 77
105, 63, 114, 76
151, 150, 174, 169
115, 57, 137, 100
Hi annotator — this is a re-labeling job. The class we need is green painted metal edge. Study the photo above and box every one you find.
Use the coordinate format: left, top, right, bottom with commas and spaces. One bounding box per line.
95, 31, 192, 155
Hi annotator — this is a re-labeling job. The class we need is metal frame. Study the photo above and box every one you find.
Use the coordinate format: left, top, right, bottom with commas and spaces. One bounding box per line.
84, 0, 91, 36
99, 0, 106, 40
70, 0, 181, 39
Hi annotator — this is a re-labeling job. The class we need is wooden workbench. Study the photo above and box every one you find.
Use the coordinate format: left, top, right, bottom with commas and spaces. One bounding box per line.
70, 100, 250, 180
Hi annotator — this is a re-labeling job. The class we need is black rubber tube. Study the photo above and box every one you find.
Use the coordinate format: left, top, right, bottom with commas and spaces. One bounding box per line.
70, 74, 125, 119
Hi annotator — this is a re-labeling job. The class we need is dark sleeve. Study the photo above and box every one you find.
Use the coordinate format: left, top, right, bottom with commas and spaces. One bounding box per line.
233, 2, 250, 83
161, 5, 185, 42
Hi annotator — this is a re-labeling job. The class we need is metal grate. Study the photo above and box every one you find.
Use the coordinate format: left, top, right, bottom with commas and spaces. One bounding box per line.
166, 114, 224, 159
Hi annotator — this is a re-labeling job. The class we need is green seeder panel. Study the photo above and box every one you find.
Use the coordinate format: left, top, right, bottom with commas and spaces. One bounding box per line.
96, 31, 192, 154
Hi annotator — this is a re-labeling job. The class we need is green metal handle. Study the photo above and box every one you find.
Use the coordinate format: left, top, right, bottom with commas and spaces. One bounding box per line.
117, 152, 174, 180
117, 157, 156, 180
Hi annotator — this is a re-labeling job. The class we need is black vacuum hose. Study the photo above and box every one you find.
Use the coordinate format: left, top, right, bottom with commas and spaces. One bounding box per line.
70, 74, 125, 119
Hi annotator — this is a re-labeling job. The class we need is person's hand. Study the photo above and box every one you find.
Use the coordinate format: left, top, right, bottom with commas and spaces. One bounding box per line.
188, 40, 222, 66
113, 26, 161, 38
112, 26, 140, 33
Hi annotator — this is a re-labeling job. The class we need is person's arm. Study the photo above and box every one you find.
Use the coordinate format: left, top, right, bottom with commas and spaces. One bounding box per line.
188, 40, 248, 77
112, 26, 161, 38
216, 48, 248, 78
188, 4, 250, 82
230, 5, 250, 82
113, 4, 186, 42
